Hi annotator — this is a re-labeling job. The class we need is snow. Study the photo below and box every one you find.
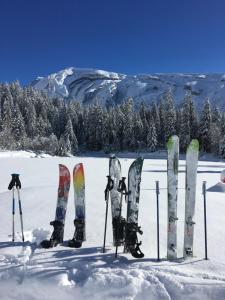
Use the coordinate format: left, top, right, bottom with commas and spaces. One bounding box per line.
1, 153, 225, 299
186, 81, 198, 86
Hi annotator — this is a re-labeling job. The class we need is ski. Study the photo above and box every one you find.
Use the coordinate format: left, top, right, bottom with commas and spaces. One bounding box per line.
40, 164, 70, 248
125, 157, 144, 258
68, 163, 86, 248
167, 135, 179, 260
183, 139, 199, 258
109, 155, 124, 246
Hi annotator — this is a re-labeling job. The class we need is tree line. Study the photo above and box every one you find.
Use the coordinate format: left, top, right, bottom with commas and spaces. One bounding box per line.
0, 81, 225, 157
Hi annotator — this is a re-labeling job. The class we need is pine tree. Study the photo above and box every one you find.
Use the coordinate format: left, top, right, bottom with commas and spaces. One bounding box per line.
179, 96, 191, 152
199, 99, 212, 152
64, 117, 78, 154
189, 95, 198, 139
220, 134, 225, 159
151, 102, 161, 144
120, 98, 135, 150
147, 117, 158, 152
164, 90, 176, 141
158, 99, 166, 146
11, 103, 27, 149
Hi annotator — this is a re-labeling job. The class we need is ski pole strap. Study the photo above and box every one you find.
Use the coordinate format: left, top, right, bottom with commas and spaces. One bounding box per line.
104, 175, 114, 200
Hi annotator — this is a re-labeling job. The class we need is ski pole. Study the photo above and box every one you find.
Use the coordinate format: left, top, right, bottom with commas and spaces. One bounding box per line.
115, 177, 127, 258
17, 188, 24, 243
202, 181, 208, 260
103, 176, 114, 253
12, 188, 15, 242
156, 181, 160, 261
8, 174, 18, 242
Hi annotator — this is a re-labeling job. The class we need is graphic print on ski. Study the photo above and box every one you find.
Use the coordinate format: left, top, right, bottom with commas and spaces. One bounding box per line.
109, 155, 123, 246
125, 157, 144, 258
167, 135, 179, 260
40, 164, 70, 248
183, 139, 199, 257
68, 163, 86, 248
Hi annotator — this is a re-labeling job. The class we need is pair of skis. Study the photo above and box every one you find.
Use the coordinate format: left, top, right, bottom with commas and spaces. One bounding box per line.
41, 163, 85, 249
167, 136, 199, 260
103, 156, 144, 259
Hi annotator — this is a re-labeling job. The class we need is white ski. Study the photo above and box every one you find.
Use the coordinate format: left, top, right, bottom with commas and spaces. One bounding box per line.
167, 135, 179, 260
109, 155, 122, 246
183, 139, 199, 257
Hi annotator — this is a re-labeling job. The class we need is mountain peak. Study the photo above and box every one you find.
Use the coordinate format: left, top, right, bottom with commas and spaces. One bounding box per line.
31, 67, 225, 108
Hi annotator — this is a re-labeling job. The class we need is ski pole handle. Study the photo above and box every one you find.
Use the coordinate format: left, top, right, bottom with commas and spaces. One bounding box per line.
118, 177, 127, 194
104, 176, 114, 201
8, 174, 21, 190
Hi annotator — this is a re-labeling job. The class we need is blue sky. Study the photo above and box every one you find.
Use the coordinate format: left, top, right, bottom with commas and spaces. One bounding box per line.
0, 0, 225, 84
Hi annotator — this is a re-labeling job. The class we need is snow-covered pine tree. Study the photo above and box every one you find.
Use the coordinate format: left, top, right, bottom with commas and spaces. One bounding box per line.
164, 90, 176, 142
139, 102, 149, 146
199, 99, 212, 153
120, 98, 135, 150
11, 103, 26, 149
151, 102, 161, 145
158, 99, 166, 147
64, 117, 78, 154
147, 117, 157, 152
131, 112, 143, 150
86, 102, 104, 150
219, 134, 225, 158
189, 95, 198, 139
179, 95, 191, 152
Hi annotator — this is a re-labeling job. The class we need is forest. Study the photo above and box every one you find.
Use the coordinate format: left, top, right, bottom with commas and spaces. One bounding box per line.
0, 81, 224, 157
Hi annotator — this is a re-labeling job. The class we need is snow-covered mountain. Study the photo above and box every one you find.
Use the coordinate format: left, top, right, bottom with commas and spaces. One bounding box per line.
32, 67, 225, 108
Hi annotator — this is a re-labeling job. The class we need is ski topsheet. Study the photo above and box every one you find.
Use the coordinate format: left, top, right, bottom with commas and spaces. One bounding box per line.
40, 164, 70, 248
183, 139, 199, 257
125, 157, 144, 258
55, 164, 71, 224
109, 155, 122, 245
69, 163, 86, 247
167, 135, 179, 260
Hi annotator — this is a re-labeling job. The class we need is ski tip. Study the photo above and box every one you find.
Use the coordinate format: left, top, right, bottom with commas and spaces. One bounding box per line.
188, 139, 199, 152
59, 164, 70, 173
129, 157, 144, 172
73, 163, 84, 173
167, 135, 179, 150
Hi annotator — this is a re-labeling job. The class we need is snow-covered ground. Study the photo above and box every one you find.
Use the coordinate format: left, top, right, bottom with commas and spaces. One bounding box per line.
1, 151, 225, 299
